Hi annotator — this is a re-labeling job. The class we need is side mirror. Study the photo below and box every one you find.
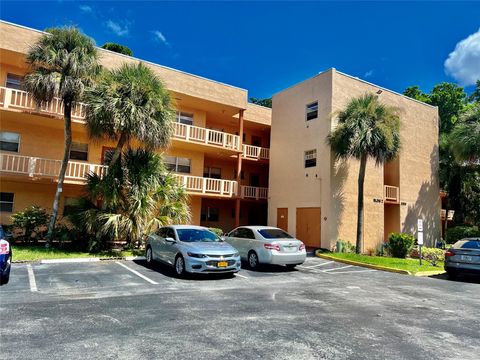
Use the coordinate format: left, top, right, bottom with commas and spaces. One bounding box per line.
165, 237, 176, 243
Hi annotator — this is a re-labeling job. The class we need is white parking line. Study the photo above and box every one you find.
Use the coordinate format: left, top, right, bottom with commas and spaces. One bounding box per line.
115, 261, 159, 285
299, 261, 335, 269
26, 264, 38, 292
234, 273, 249, 279
330, 269, 377, 274
323, 265, 353, 272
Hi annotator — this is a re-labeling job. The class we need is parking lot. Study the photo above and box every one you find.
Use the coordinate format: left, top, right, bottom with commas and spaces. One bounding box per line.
1, 256, 479, 359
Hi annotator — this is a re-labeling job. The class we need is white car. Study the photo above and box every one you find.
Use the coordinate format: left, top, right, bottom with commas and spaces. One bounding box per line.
224, 226, 306, 269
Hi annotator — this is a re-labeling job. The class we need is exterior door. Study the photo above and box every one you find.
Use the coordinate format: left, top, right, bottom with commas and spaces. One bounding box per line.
296, 207, 321, 248
277, 208, 288, 232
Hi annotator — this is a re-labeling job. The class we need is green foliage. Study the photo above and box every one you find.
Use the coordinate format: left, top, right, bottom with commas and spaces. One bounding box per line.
445, 226, 480, 244
410, 247, 445, 262
335, 239, 356, 253
429, 82, 467, 134
469, 80, 480, 103
249, 97, 272, 108
11, 206, 49, 242
387, 232, 415, 258
403, 86, 430, 103
208, 227, 224, 237
449, 103, 480, 163
101, 42, 133, 56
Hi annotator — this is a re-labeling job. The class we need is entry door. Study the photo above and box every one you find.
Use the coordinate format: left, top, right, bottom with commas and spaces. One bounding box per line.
277, 208, 288, 232
296, 208, 321, 248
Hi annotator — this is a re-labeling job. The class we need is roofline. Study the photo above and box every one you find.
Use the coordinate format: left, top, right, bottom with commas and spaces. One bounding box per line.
272, 68, 335, 98
247, 102, 272, 111
0, 19, 248, 95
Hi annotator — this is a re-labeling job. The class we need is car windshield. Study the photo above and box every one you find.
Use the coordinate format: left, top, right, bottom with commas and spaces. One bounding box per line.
453, 240, 480, 249
176, 229, 221, 243
258, 229, 293, 239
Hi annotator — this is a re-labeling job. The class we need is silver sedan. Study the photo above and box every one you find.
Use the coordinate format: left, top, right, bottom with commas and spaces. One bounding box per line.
145, 225, 241, 276
444, 238, 480, 278
224, 226, 306, 269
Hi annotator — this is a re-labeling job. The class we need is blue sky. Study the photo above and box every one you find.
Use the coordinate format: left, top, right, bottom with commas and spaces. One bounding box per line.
1, 1, 479, 99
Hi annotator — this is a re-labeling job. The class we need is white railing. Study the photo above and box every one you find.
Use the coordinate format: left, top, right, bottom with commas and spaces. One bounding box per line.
384, 185, 399, 203
0, 152, 107, 181
175, 174, 237, 197
240, 185, 268, 200
173, 122, 241, 151
0, 86, 87, 121
242, 144, 269, 160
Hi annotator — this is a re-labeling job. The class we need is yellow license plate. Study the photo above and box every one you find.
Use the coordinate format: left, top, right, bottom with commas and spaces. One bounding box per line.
217, 261, 228, 268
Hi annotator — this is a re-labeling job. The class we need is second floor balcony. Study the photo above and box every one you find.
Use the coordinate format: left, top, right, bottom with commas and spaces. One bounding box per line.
173, 122, 241, 152
239, 185, 268, 200
242, 144, 269, 161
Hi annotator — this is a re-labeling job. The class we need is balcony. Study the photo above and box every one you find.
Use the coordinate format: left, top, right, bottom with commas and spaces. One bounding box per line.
384, 185, 400, 203
0, 87, 87, 121
0, 152, 107, 182
242, 144, 269, 160
239, 185, 268, 200
176, 174, 237, 198
173, 123, 241, 152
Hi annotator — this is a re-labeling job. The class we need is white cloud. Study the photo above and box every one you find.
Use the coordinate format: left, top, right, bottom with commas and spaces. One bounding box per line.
364, 69, 374, 78
444, 28, 480, 86
152, 30, 170, 46
79, 5, 92, 13
106, 20, 130, 37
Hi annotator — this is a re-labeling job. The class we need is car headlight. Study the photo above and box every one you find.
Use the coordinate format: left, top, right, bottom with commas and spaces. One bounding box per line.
187, 252, 207, 258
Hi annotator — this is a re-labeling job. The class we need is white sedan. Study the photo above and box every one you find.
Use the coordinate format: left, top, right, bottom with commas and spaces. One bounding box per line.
223, 226, 306, 269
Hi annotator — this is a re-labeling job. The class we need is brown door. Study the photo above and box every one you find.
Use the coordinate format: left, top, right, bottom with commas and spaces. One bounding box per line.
277, 208, 288, 232
296, 207, 321, 248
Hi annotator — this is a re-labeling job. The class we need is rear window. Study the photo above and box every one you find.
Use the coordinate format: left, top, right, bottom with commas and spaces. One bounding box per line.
258, 229, 293, 239
453, 240, 480, 249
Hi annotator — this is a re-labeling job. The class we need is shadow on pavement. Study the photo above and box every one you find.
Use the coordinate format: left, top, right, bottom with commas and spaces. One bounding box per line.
429, 272, 480, 284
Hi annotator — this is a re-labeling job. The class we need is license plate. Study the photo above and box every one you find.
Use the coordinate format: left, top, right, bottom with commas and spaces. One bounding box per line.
217, 261, 228, 268
460, 255, 473, 262
283, 246, 296, 252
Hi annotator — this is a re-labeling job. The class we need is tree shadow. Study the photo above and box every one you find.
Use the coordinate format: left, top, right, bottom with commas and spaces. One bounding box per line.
330, 157, 348, 249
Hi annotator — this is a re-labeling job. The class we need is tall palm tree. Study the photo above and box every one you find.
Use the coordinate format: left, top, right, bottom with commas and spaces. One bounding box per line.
23, 27, 99, 245
449, 103, 480, 163
84, 62, 175, 165
68, 149, 190, 251
328, 94, 401, 254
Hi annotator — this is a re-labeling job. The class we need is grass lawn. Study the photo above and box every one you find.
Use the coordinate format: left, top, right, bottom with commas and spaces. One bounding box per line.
12, 245, 144, 262
324, 253, 444, 274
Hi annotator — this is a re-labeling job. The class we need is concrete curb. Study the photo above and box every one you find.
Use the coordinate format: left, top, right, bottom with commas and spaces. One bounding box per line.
13, 256, 146, 264
414, 270, 446, 277
316, 252, 412, 275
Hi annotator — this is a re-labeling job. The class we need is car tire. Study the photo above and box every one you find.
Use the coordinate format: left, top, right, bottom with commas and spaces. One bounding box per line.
0, 270, 10, 285
248, 251, 259, 270
145, 246, 153, 266
446, 269, 457, 279
174, 255, 186, 277
286, 264, 297, 270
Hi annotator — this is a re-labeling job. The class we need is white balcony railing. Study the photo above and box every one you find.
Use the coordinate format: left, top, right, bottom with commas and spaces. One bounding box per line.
384, 185, 400, 203
240, 185, 268, 200
0, 152, 107, 181
173, 123, 241, 151
242, 144, 270, 160
0, 86, 87, 121
176, 174, 237, 197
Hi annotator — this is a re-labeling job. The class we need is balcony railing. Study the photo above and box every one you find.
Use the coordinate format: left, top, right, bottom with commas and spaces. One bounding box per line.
176, 174, 237, 197
0, 152, 107, 181
384, 185, 400, 203
0, 87, 87, 121
242, 144, 270, 160
240, 185, 268, 200
173, 123, 241, 151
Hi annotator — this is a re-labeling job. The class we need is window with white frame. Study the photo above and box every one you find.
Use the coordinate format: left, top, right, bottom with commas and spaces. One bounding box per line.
69, 142, 89, 161
164, 155, 191, 173
0, 132, 20, 152
306, 101, 318, 121
6, 73, 23, 90
203, 167, 221, 179
0, 192, 14, 212
304, 149, 317, 168
176, 112, 194, 126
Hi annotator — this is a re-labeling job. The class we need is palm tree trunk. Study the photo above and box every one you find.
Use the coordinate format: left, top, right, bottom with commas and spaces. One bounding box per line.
109, 132, 127, 166
46, 101, 73, 247
355, 154, 367, 254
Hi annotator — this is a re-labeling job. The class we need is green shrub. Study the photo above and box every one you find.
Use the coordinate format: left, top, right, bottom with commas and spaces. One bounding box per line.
410, 247, 445, 262
208, 227, 224, 237
335, 239, 356, 253
11, 205, 49, 242
387, 232, 415, 258
446, 226, 480, 244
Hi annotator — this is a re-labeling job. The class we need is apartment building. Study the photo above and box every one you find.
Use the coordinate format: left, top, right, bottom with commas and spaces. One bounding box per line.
268, 69, 441, 251
0, 21, 270, 232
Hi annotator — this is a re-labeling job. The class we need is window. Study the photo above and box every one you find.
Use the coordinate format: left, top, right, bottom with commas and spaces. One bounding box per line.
63, 197, 79, 216
164, 156, 191, 173
201, 207, 219, 222
69, 142, 88, 161
258, 229, 293, 239
306, 101, 318, 121
6, 73, 23, 90
176, 112, 194, 126
0, 132, 20, 152
0, 193, 14, 212
304, 149, 317, 168
236, 228, 255, 239
203, 167, 221, 179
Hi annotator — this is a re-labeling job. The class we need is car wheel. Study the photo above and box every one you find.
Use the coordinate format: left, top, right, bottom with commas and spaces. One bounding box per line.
146, 246, 153, 265
0, 269, 10, 286
248, 251, 259, 270
175, 255, 186, 277
446, 269, 457, 279
286, 264, 297, 270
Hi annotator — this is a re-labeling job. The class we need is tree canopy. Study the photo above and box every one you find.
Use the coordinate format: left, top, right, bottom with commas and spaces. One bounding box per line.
101, 42, 133, 56
249, 97, 272, 108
